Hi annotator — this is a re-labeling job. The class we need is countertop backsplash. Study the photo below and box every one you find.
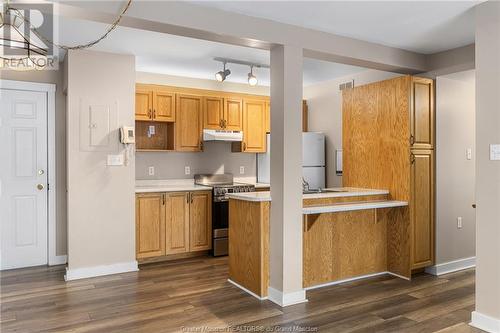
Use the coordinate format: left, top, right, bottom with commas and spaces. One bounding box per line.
135, 141, 257, 180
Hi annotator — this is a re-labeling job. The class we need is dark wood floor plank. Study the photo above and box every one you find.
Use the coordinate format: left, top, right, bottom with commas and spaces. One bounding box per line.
0, 257, 484, 333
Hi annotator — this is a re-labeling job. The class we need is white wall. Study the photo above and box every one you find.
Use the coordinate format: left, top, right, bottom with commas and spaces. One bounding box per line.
303, 69, 400, 187
66, 50, 136, 272
1, 69, 67, 256
435, 72, 476, 265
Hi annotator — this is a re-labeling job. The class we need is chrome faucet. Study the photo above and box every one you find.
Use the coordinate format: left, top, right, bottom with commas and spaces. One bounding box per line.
302, 177, 310, 192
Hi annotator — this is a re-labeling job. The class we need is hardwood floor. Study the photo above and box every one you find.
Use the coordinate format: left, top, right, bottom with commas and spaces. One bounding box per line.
1, 257, 483, 333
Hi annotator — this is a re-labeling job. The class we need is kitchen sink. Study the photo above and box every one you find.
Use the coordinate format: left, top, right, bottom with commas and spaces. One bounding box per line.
303, 188, 347, 194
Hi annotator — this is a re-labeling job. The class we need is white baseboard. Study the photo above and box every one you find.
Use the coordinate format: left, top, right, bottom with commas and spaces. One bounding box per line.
268, 287, 307, 307
49, 255, 67, 266
471, 311, 500, 333
64, 261, 138, 281
228, 279, 268, 301
425, 257, 476, 276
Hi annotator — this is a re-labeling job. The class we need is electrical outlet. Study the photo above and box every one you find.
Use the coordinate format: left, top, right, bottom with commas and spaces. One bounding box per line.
148, 166, 155, 176
466, 148, 472, 160
239, 166, 245, 174
457, 217, 463, 229
185, 166, 191, 175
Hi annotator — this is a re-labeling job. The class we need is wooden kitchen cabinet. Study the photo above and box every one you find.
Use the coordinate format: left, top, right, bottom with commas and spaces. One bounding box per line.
232, 99, 266, 153
135, 193, 166, 259
410, 77, 434, 149
189, 191, 212, 252
410, 149, 435, 269
265, 102, 270, 133
264, 100, 308, 133
135, 88, 153, 121
203, 96, 224, 130
204, 96, 242, 131
224, 98, 243, 131
153, 89, 175, 122
136, 190, 212, 260
165, 192, 190, 255
176, 94, 203, 151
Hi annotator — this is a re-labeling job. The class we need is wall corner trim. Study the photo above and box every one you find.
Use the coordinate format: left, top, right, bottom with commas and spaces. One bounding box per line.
267, 287, 307, 307
227, 279, 268, 301
64, 261, 138, 281
49, 255, 68, 266
425, 257, 476, 276
471, 311, 500, 333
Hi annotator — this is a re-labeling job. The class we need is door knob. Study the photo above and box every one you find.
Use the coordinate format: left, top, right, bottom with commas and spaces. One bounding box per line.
38, 169, 45, 175
37, 184, 44, 190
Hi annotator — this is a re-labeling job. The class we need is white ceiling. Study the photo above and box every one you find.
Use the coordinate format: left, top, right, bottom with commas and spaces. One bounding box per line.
190, 0, 482, 54
57, 17, 367, 86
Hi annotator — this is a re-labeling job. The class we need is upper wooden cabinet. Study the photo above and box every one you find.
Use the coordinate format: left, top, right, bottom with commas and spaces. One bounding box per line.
176, 94, 203, 152
265, 102, 270, 133
410, 77, 434, 149
153, 90, 175, 122
410, 149, 435, 269
204, 97, 243, 131
242, 99, 267, 153
203, 96, 224, 130
135, 86, 175, 122
165, 192, 190, 255
135, 193, 166, 259
189, 191, 212, 252
224, 98, 243, 131
135, 88, 153, 121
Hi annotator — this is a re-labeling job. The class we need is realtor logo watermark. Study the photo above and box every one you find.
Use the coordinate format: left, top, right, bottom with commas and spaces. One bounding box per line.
1, 2, 59, 70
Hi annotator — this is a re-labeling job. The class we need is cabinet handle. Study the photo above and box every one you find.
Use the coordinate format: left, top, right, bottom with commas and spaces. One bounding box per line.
199, 141, 204, 151
162, 193, 165, 205
219, 119, 223, 128
410, 134, 415, 146
243, 142, 246, 151
186, 193, 189, 203
410, 153, 416, 164
153, 109, 156, 119
191, 193, 194, 203
223, 119, 227, 128
148, 109, 152, 119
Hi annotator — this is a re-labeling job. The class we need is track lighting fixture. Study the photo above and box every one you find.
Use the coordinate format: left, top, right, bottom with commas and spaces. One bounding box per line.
215, 62, 231, 82
214, 57, 269, 86
248, 66, 258, 86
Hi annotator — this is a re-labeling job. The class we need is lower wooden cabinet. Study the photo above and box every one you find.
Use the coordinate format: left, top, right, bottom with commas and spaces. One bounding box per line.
136, 193, 166, 259
410, 149, 435, 269
165, 192, 190, 255
189, 191, 212, 251
136, 191, 212, 260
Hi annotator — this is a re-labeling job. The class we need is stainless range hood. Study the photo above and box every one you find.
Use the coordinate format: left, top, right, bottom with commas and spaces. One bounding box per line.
203, 129, 243, 142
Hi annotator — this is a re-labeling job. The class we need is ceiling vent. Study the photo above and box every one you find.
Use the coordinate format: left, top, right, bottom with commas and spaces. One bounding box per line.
339, 80, 354, 91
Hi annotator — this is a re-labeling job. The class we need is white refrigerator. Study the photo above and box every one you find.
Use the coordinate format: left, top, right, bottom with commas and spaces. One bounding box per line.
257, 132, 326, 189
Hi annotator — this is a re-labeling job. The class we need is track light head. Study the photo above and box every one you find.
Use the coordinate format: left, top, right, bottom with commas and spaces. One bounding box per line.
215, 62, 231, 82
248, 66, 258, 86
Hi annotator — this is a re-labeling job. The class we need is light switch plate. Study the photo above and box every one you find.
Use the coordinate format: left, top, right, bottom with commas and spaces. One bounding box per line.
239, 166, 245, 174
490, 144, 500, 161
185, 166, 191, 175
466, 148, 472, 160
107, 154, 124, 166
148, 166, 155, 176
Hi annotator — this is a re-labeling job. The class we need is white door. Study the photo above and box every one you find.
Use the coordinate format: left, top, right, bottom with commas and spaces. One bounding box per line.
0, 88, 48, 270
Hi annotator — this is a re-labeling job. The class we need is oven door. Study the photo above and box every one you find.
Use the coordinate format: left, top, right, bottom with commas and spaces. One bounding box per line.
212, 199, 229, 256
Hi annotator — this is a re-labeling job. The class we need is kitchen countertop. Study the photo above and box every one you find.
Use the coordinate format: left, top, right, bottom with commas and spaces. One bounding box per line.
135, 179, 211, 193
303, 200, 408, 214
226, 187, 389, 202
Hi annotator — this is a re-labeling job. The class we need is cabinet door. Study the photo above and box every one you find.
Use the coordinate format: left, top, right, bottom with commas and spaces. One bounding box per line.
189, 191, 212, 252
203, 96, 224, 129
265, 101, 270, 133
153, 90, 175, 122
224, 98, 243, 131
410, 150, 434, 269
411, 78, 434, 149
135, 88, 153, 121
242, 99, 266, 152
303, 100, 308, 132
136, 193, 165, 259
165, 192, 190, 255
176, 94, 203, 151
